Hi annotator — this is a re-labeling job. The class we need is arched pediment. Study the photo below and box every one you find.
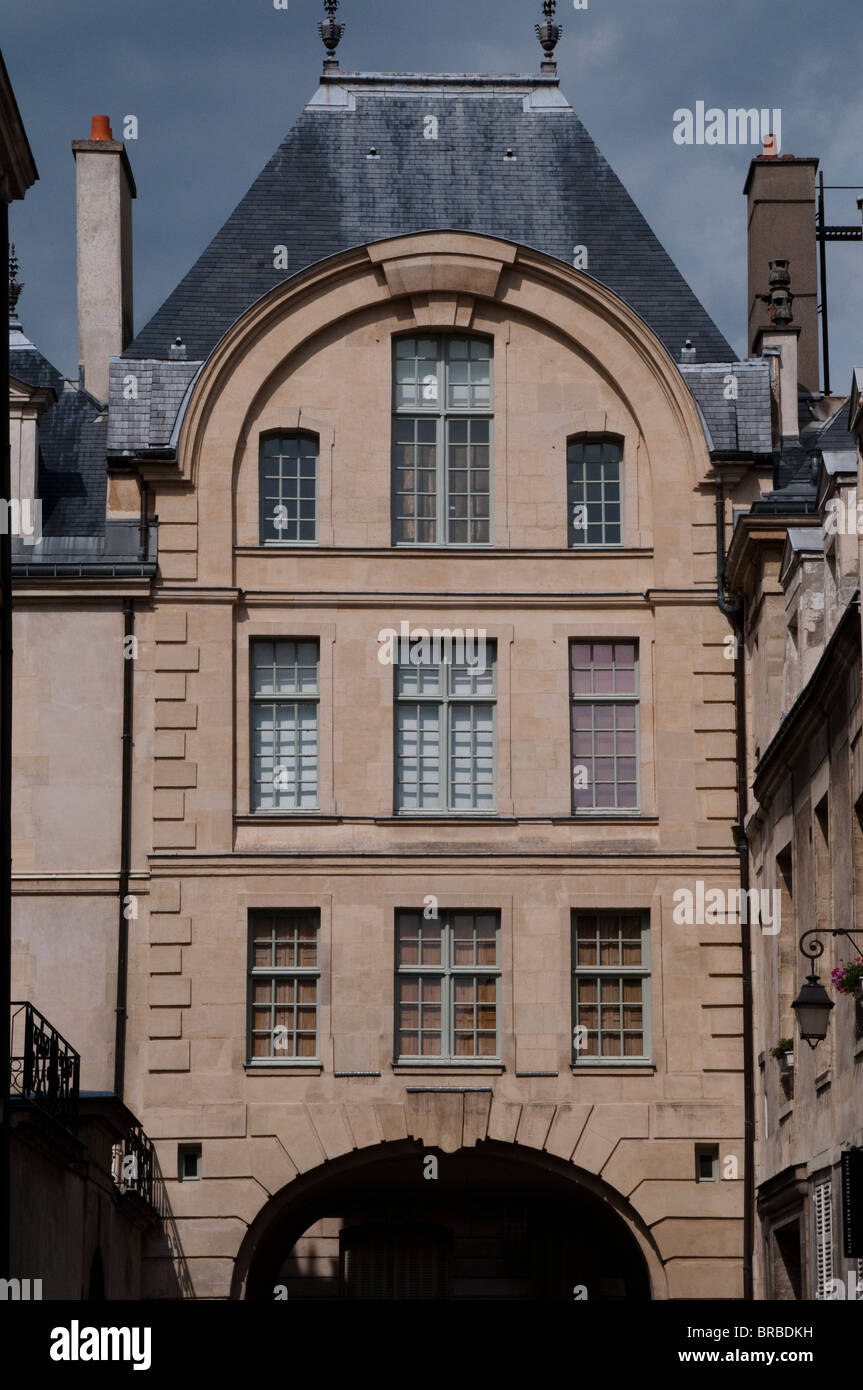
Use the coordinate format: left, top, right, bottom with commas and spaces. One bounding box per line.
176, 230, 712, 494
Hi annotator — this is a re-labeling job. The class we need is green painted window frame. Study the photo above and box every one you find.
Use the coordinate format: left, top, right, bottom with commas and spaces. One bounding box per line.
250, 639, 320, 812
394, 908, 501, 1063
394, 646, 497, 813
259, 431, 319, 546
567, 435, 623, 547
391, 334, 494, 547
247, 909, 321, 1065
571, 911, 651, 1064
570, 639, 640, 813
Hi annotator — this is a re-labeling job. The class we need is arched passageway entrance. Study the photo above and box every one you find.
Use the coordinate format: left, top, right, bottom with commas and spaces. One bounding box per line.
235, 1140, 654, 1301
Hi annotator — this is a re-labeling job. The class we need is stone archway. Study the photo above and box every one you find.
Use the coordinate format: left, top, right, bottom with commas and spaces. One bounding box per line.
232, 1139, 662, 1301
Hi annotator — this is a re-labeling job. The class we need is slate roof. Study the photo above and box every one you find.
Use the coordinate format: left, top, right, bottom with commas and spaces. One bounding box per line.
37, 383, 108, 536
106, 357, 202, 454
800, 398, 855, 454
9, 322, 110, 539
9, 341, 64, 395
679, 361, 773, 455
125, 72, 734, 368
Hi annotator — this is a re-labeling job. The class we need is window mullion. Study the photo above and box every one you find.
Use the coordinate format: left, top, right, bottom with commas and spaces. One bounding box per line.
442, 693, 450, 811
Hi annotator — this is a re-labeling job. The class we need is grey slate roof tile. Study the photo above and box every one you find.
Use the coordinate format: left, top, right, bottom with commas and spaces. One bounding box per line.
107, 358, 202, 452
126, 75, 734, 367
679, 361, 773, 454
37, 384, 108, 537
9, 341, 64, 395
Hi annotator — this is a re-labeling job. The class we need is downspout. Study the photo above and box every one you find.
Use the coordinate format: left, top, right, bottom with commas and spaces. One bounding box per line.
0, 191, 12, 1279
113, 598, 134, 1100
715, 472, 754, 1302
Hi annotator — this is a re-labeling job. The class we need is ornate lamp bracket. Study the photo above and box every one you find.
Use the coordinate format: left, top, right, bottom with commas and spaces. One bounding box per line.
799, 927, 863, 963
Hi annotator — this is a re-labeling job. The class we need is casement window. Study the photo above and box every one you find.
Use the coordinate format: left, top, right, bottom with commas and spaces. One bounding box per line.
813, 1180, 834, 1300
395, 645, 496, 812
248, 910, 320, 1062
251, 640, 319, 811
392, 335, 492, 545
567, 436, 622, 546
259, 433, 318, 544
570, 640, 639, 811
695, 1144, 720, 1182
395, 909, 500, 1061
571, 912, 650, 1062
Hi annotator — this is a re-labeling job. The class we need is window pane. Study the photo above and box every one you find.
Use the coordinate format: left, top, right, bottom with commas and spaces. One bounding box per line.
394, 336, 493, 547
570, 642, 639, 810
253, 701, 319, 810
450, 704, 494, 810
260, 435, 318, 544
567, 438, 622, 547
394, 416, 439, 543
248, 911, 320, 1061
572, 913, 648, 1061
252, 639, 320, 697
397, 703, 441, 809
447, 418, 490, 545
396, 911, 500, 1061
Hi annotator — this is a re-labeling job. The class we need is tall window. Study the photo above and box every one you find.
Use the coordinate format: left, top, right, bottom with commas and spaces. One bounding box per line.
248, 910, 320, 1062
395, 646, 496, 812
259, 433, 318, 544
570, 641, 639, 811
572, 912, 650, 1062
567, 437, 622, 546
395, 909, 500, 1061
251, 640, 319, 810
392, 335, 492, 545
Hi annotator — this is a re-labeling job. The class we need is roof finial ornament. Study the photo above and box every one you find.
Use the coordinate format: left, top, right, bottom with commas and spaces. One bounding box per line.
9, 244, 23, 320
319, 0, 345, 72
535, 0, 562, 75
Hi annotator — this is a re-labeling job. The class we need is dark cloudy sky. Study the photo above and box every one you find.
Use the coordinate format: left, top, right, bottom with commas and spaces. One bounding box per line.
5, 0, 863, 389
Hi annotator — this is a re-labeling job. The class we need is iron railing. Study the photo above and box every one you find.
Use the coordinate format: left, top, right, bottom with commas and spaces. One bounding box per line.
112, 1123, 167, 1218
9, 1001, 80, 1126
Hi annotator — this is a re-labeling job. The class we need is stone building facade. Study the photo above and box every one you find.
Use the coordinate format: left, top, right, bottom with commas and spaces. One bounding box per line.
724, 163, 863, 1295
10, 52, 761, 1299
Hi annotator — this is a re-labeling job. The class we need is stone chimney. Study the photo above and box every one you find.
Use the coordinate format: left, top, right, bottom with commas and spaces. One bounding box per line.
744, 147, 818, 392
72, 116, 136, 403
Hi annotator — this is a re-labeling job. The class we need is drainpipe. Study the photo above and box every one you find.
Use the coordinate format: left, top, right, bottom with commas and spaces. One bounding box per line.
716, 473, 755, 1302
113, 598, 134, 1100
0, 194, 13, 1280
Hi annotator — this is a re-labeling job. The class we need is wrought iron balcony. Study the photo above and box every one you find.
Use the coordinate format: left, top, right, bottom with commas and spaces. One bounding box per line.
9, 1001, 80, 1126
111, 1123, 167, 1217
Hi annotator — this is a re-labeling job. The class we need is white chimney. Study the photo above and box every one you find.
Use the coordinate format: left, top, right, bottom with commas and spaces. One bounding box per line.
72, 116, 135, 403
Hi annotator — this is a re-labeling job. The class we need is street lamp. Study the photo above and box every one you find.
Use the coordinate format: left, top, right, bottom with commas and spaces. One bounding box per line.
792, 974, 834, 1048
793, 927, 863, 1049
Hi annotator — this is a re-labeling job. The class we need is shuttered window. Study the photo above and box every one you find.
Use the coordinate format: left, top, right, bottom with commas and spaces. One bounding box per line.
814, 1179, 833, 1300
